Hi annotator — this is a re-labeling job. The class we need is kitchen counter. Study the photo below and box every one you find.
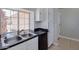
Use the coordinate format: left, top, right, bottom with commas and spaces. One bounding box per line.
0, 32, 38, 50
34, 28, 48, 35
0, 28, 48, 50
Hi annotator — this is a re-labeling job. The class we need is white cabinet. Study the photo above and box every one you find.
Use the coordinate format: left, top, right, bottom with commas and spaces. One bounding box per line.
35, 9, 40, 21
35, 8, 46, 22
8, 37, 38, 50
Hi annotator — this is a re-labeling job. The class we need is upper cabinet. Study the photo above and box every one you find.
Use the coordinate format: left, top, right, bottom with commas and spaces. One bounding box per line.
35, 8, 48, 22
35, 8, 40, 21
35, 8, 45, 21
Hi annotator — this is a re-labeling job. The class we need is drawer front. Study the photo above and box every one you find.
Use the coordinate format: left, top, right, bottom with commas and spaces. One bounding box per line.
8, 37, 38, 50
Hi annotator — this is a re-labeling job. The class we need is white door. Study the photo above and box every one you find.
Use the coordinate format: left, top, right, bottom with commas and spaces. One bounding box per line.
54, 9, 61, 42
48, 8, 60, 47
48, 8, 55, 47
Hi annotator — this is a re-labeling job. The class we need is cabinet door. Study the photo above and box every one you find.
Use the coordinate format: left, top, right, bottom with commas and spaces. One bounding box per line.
35, 8, 48, 21
8, 37, 38, 50
26, 37, 38, 50
35, 8, 40, 21
38, 33, 48, 50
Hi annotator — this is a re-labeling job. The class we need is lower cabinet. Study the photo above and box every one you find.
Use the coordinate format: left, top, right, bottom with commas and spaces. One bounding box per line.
38, 33, 48, 50
8, 37, 38, 50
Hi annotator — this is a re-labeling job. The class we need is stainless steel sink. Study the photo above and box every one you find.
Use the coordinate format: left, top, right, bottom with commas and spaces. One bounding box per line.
19, 32, 36, 39
0, 31, 36, 48
21, 33, 33, 37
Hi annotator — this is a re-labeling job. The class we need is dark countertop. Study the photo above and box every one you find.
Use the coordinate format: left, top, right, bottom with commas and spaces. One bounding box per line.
0, 32, 38, 50
34, 28, 48, 35
0, 28, 48, 50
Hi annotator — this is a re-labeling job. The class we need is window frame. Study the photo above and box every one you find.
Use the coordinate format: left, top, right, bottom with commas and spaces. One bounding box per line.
0, 8, 32, 38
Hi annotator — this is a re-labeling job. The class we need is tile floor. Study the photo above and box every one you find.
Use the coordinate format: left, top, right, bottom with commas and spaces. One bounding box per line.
49, 37, 79, 50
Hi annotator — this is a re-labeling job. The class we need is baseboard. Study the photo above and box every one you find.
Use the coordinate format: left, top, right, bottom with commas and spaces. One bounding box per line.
48, 43, 54, 48
59, 35, 79, 42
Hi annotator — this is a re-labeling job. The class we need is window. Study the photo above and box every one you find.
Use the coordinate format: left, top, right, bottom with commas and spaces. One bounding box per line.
0, 8, 30, 38
19, 11, 30, 31
2, 9, 18, 32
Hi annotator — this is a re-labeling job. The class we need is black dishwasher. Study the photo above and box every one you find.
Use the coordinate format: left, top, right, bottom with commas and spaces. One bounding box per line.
34, 28, 48, 50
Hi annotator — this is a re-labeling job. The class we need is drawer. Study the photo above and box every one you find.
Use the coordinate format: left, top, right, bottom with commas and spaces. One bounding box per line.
8, 37, 38, 50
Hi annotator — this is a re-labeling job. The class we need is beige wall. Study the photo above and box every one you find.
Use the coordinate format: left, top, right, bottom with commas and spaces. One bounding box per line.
60, 8, 79, 39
